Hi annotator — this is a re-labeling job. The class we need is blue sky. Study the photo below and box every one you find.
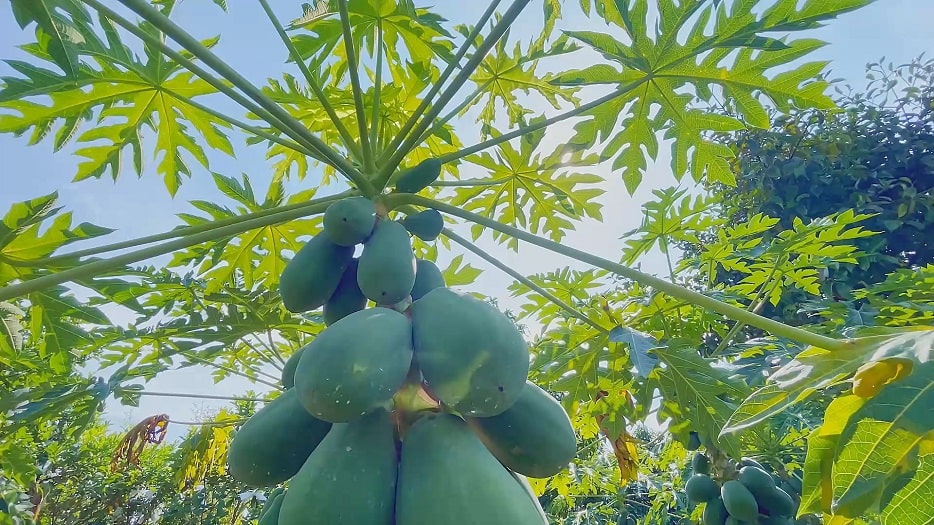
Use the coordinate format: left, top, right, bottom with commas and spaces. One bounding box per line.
1, 1, 933, 439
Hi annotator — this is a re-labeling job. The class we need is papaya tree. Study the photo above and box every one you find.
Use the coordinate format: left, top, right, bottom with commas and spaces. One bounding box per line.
1, 1, 932, 525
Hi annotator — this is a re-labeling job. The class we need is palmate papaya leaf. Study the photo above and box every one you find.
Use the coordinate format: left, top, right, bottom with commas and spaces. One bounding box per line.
451, 119, 604, 250
440, 254, 482, 287
453, 26, 580, 132
651, 344, 749, 457
0, 15, 233, 195
8, 0, 91, 79
722, 326, 934, 435
169, 175, 321, 294
608, 325, 659, 378
174, 410, 240, 490
506, 267, 608, 327
27, 285, 111, 374
880, 453, 934, 525
555, 0, 870, 193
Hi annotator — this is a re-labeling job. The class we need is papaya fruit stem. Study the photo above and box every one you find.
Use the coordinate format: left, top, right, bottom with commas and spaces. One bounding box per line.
383, 194, 852, 353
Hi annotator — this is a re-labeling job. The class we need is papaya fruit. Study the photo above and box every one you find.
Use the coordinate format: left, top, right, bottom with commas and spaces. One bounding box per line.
257, 491, 284, 525
411, 287, 530, 417
760, 517, 792, 525
279, 233, 354, 313
724, 517, 744, 525
756, 487, 796, 517
703, 497, 729, 525
395, 158, 442, 194
510, 471, 550, 523
278, 409, 397, 525
322, 196, 377, 246
259, 487, 285, 518
357, 220, 417, 305
280, 346, 305, 389
738, 465, 776, 496
396, 413, 547, 525
227, 389, 331, 487
467, 381, 577, 478
692, 452, 711, 475
323, 258, 367, 326
687, 431, 702, 451
686, 474, 720, 504
739, 457, 766, 470
401, 209, 444, 241
721, 480, 760, 522
294, 307, 413, 422
411, 259, 446, 300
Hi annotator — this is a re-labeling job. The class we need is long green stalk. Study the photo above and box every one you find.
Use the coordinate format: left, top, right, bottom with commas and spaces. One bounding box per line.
28, 191, 356, 266
115, 0, 375, 195
383, 194, 851, 352
442, 228, 607, 334
439, 81, 648, 164
377, 0, 533, 188
81, 0, 332, 165
0, 200, 334, 302
414, 79, 493, 146
336, 0, 374, 173
378, 0, 503, 166
255, 0, 362, 161
369, 19, 384, 158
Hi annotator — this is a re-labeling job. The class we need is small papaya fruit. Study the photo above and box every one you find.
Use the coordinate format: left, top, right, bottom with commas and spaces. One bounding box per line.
692, 452, 711, 475
279, 233, 354, 313
411, 259, 446, 300
323, 258, 367, 326
738, 465, 776, 496
756, 487, 796, 517
357, 220, 417, 305
739, 457, 766, 470
259, 487, 285, 518
401, 209, 443, 241
721, 480, 760, 522
687, 431, 702, 451
258, 491, 285, 525
278, 409, 397, 525
686, 474, 720, 504
294, 307, 413, 422
395, 158, 442, 194
227, 389, 331, 487
411, 287, 530, 417
322, 196, 377, 246
702, 498, 729, 525
280, 346, 305, 389
467, 381, 577, 478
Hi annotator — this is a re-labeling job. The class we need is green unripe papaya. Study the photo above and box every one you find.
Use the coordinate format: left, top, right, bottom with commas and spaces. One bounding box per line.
687, 431, 702, 450
703, 498, 729, 525
294, 307, 413, 422
396, 413, 547, 525
510, 471, 550, 523
692, 452, 711, 475
467, 381, 577, 478
259, 487, 285, 518
760, 516, 793, 525
721, 480, 760, 522
279, 233, 354, 313
724, 517, 744, 525
323, 258, 367, 325
278, 409, 397, 525
401, 209, 443, 241
787, 474, 803, 494
411, 259, 446, 300
357, 220, 417, 305
280, 346, 305, 389
258, 492, 284, 525
395, 158, 442, 194
757, 487, 796, 517
686, 474, 720, 504
411, 287, 530, 417
739, 457, 766, 470
227, 389, 331, 487
738, 465, 776, 496
322, 196, 377, 246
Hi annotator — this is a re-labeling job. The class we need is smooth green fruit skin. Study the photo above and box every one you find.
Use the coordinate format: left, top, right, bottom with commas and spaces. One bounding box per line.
257, 492, 284, 525
686, 474, 721, 504
739, 457, 766, 470
724, 517, 744, 525
323, 197, 376, 246
227, 389, 331, 487
757, 487, 796, 517
278, 409, 397, 525
396, 413, 547, 525
294, 307, 413, 422
510, 471, 550, 522
401, 209, 443, 241
467, 381, 577, 478
687, 431, 702, 450
411, 259, 446, 300
323, 258, 367, 326
692, 452, 712, 475
279, 233, 354, 313
721, 480, 760, 522
395, 158, 442, 193
281, 347, 305, 389
411, 287, 530, 417
357, 220, 417, 304
738, 465, 776, 496
703, 498, 729, 525
259, 487, 285, 518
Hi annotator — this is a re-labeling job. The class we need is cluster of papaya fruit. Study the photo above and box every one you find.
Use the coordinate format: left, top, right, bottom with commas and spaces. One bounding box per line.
226, 160, 578, 525
687, 451, 803, 525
